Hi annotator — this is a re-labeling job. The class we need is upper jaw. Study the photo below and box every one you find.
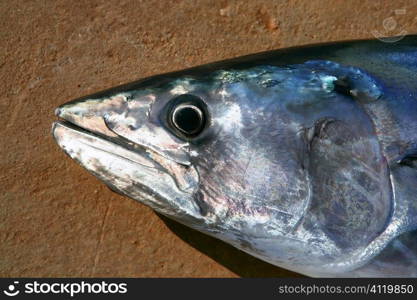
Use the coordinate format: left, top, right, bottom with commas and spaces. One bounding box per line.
52, 120, 163, 171
55, 93, 192, 166
54, 95, 127, 138
53, 97, 161, 171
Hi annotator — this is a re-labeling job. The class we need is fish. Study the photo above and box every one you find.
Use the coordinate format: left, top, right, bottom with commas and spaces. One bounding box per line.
52, 35, 417, 277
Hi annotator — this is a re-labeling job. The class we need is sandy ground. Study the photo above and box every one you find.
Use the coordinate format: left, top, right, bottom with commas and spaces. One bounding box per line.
1, 0, 416, 277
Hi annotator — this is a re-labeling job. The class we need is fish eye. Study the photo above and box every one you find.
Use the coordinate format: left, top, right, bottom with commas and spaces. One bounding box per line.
168, 94, 207, 137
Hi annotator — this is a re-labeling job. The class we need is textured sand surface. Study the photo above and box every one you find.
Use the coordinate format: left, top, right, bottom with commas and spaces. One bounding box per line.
1, 0, 417, 277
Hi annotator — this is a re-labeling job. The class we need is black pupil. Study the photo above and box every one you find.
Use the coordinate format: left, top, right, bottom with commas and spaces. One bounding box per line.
173, 105, 203, 135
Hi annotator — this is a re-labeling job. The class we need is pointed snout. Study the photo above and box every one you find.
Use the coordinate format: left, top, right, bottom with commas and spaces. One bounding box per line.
55, 94, 129, 137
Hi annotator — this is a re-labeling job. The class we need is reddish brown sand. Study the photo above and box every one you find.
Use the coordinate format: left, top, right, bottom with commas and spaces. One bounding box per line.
1, 0, 417, 277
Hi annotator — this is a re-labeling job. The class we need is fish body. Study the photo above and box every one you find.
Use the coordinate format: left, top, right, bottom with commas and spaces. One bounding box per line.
53, 35, 417, 277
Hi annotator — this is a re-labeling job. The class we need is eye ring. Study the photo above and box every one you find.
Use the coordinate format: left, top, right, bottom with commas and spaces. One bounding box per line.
170, 102, 205, 136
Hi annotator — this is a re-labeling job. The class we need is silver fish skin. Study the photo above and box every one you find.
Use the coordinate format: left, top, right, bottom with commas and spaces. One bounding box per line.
52, 35, 417, 277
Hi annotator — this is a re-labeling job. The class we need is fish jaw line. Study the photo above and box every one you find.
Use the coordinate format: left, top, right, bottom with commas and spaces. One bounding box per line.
51, 120, 201, 218
52, 120, 161, 170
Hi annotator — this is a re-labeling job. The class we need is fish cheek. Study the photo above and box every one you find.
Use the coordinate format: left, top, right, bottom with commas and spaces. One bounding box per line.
307, 119, 392, 250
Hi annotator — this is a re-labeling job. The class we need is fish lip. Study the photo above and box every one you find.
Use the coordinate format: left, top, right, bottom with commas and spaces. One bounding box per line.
52, 119, 120, 148
51, 119, 164, 171
53, 118, 111, 142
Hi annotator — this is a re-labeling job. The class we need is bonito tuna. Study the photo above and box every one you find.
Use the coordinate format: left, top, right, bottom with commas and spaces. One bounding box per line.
53, 35, 417, 277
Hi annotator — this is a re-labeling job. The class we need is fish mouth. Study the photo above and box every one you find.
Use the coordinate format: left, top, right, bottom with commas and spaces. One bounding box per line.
52, 119, 163, 172
52, 97, 170, 174
51, 118, 171, 210
52, 107, 201, 219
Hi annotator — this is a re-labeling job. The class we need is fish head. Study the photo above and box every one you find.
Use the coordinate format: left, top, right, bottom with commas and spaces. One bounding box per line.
53, 67, 311, 230
53, 61, 392, 273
